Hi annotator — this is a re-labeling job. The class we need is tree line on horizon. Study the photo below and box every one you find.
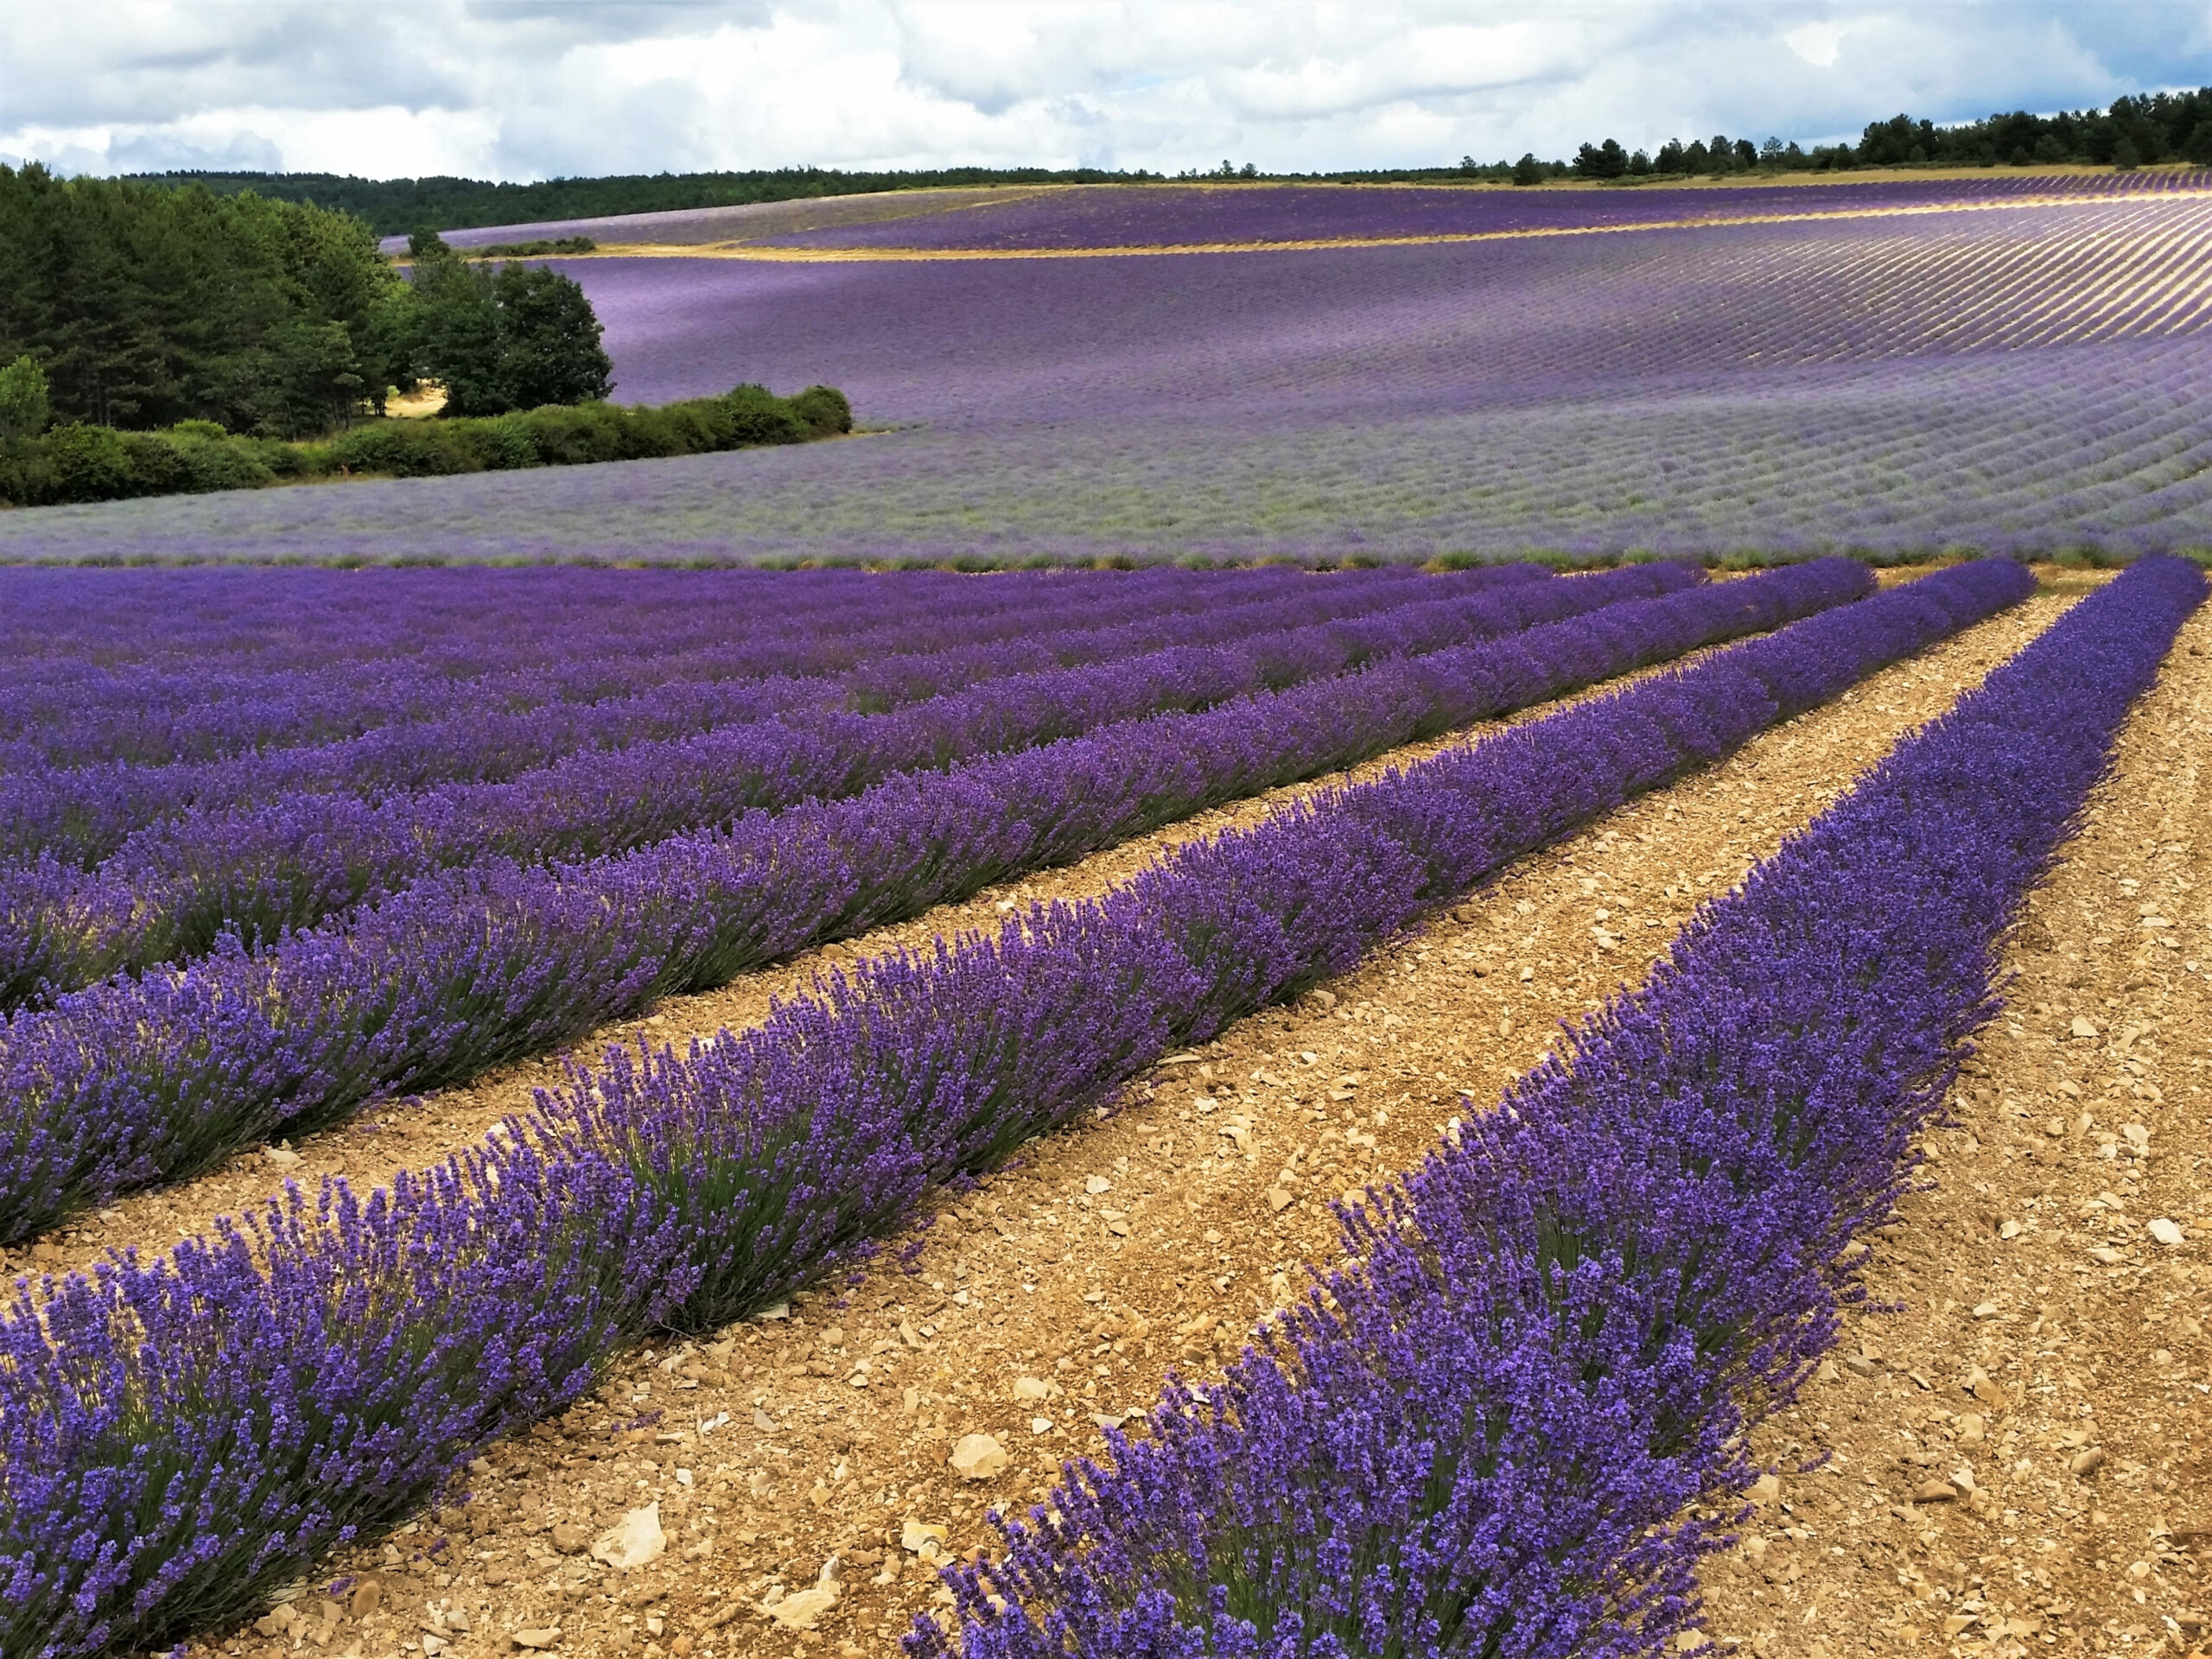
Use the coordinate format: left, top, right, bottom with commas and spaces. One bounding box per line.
1561, 86, 2212, 181
117, 84, 2212, 235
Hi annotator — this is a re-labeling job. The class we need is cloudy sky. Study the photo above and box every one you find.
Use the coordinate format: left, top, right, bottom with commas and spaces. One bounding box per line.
3, 2, 2207, 183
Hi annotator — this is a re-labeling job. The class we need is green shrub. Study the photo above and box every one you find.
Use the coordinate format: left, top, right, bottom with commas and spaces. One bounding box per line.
45, 424, 134, 502
510, 402, 629, 465
327, 420, 486, 478
115, 433, 191, 497
267, 442, 334, 480
722, 384, 810, 446
0, 452, 48, 505
0, 356, 52, 446
474, 416, 542, 470
790, 385, 854, 436
1, 382, 848, 505
162, 427, 278, 493
643, 402, 721, 456
326, 422, 427, 477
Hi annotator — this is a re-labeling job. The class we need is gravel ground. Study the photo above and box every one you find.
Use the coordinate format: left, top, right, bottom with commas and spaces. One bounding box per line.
1694, 588, 2211, 1659
62, 576, 2102, 1659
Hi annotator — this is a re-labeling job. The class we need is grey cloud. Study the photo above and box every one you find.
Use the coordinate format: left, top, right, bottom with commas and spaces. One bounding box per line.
460, 0, 773, 48
105, 128, 286, 174
1586, 2, 2209, 149
493, 74, 715, 177
2, 3, 475, 128
3, 0, 2205, 185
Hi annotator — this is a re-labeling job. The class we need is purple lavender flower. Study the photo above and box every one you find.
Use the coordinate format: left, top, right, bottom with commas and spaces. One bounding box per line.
3, 564, 1726, 1236
0, 559, 2054, 1655
912, 557, 2203, 1659
0, 563, 1599, 993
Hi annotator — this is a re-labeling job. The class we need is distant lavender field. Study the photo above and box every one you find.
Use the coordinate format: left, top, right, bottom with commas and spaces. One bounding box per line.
374, 187, 1025, 254
10, 176, 2212, 563
747, 170, 2193, 250
386, 171, 2192, 254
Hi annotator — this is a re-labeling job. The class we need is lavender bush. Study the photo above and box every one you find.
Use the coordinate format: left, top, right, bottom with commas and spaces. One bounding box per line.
917, 556, 2208, 1659
0, 561, 1791, 1236
0, 563, 1535, 870
2, 1125, 693, 1652
0, 561, 2031, 1657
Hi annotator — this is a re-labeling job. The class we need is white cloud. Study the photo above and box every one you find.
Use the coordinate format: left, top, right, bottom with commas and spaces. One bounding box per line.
1211, 22, 1584, 121
1783, 21, 1850, 69
0, 0, 2204, 182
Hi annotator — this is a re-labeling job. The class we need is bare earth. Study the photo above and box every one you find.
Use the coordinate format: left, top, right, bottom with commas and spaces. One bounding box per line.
56, 572, 2212, 1659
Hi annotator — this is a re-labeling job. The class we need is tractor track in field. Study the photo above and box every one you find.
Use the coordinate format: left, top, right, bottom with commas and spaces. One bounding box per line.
168, 577, 2085, 1659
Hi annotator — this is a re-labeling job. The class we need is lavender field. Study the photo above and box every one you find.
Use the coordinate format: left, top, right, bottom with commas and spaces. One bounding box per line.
0, 552, 2069, 1650
10, 158, 2212, 1659
741, 169, 2204, 250
4, 520, 2207, 1659
5, 175, 2210, 564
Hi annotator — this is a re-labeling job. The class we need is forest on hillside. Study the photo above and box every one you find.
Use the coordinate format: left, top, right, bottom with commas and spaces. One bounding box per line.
0, 166, 400, 436
0, 174, 609, 438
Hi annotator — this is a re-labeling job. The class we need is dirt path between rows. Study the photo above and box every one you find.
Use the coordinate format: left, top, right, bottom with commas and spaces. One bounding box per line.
180, 582, 2086, 1659
1695, 596, 2212, 1659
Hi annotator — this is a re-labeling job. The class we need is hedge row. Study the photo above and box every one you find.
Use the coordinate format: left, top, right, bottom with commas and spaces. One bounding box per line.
0, 384, 850, 507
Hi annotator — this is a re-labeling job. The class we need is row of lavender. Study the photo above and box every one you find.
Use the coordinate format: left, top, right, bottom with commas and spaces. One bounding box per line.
0, 566, 2025, 1654
0, 564, 1549, 870
922, 556, 2209, 1657
0, 562, 2031, 1656
0, 564, 1668, 999
0, 563, 996, 687
0, 563, 1391, 772
0, 566, 1037, 760
0, 561, 1833, 1238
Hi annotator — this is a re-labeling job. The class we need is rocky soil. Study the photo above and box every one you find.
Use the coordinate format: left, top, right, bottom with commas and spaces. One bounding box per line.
60, 575, 2171, 1659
